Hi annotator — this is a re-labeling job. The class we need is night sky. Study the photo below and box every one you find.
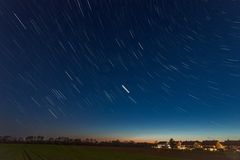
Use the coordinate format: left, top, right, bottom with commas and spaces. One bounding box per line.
1, 0, 240, 141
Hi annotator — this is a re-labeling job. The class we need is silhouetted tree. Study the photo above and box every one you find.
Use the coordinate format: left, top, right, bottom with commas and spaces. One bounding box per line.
169, 138, 176, 149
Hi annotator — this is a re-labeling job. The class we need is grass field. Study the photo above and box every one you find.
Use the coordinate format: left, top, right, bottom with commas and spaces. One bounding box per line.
0, 144, 239, 160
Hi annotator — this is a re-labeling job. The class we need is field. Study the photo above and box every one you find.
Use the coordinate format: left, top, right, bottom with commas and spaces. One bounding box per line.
0, 144, 240, 160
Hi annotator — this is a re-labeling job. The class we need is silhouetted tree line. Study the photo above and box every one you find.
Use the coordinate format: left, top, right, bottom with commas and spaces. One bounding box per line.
0, 136, 152, 148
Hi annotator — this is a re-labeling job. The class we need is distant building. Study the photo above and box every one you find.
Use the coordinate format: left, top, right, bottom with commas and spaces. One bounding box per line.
74, 138, 82, 144
36, 136, 44, 142
18, 137, 24, 142
224, 140, 240, 152
55, 137, 70, 143
25, 136, 34, 142
48, 137, 54, 142
155, 141, 170, 149
1, 136, 16, 142
181, 141, 202, 150
175, 141, 185, 150
202, 140, 224, 151
25, 136, 44, 143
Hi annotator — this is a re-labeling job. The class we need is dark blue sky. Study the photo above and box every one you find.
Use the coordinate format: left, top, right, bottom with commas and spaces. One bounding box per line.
0, 0, 240, 141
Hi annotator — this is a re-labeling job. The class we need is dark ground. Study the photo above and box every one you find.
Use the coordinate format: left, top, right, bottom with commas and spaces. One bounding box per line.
0, 144, 240, 160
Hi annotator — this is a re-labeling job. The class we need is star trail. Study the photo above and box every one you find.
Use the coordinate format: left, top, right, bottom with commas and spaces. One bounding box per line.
0, 0, 240, 141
